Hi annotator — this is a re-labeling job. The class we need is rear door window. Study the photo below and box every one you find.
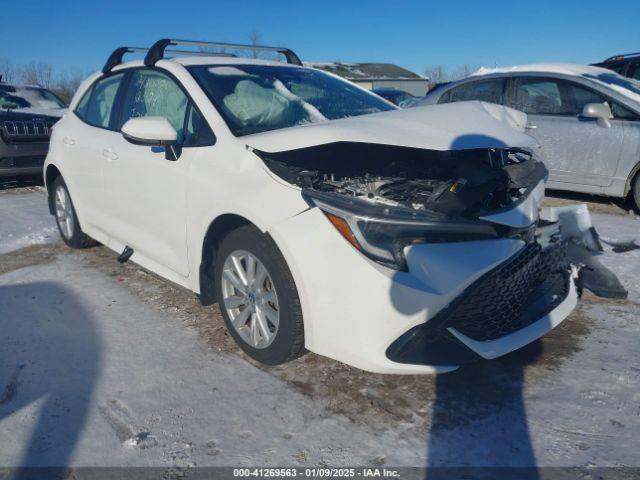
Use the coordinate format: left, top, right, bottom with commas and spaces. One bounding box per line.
83, 73, 125, 128
440, 79, 505, 105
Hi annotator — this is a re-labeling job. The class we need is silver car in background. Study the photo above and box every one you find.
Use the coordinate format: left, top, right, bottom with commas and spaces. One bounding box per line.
415, 64, 640, 209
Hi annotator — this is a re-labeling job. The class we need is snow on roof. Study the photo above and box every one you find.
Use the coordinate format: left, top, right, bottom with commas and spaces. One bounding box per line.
472, 63, 640, 106
471, 62, 615, 78
0, 82, 46, 89
306, 62, 426, 81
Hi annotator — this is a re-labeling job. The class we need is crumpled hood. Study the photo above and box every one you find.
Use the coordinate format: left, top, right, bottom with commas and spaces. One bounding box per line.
244, 101, 538, 153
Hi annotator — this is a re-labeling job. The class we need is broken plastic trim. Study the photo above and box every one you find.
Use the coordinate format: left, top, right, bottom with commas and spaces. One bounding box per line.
541, 204, 628, 300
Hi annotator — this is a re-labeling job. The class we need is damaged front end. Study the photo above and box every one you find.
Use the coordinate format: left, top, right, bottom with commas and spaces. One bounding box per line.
255, 141, 627, 366
256, 142, 549, 270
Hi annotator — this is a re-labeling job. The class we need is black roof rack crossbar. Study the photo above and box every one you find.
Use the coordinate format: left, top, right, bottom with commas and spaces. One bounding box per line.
144, 38, 303, 67
102, 46, 238, 73
103, 47, 144, 73
603, 51, 640, 62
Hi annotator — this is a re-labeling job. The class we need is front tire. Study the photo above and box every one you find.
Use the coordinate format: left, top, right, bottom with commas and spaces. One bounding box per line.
214, 225, 306, 365
52, 177, 94, 249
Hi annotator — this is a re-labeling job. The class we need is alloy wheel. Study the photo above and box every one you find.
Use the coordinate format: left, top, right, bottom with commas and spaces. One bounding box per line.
54, 185, 74, 240
221, 249, 280, 349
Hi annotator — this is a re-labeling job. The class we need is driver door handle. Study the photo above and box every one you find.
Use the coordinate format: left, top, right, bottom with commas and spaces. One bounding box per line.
102, 148, 119, 161
525, 124, 537, 130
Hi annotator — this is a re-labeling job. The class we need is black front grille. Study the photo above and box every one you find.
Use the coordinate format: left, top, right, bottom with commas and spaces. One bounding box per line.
0, 155, 46, 169
445, 241, 570, 342
1, 119, 54, 142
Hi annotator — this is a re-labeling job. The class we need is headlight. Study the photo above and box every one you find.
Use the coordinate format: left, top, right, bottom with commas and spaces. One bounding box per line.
307, 192, 499, 271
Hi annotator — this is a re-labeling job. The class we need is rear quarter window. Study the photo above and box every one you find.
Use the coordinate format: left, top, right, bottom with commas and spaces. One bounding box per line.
74, 86, 93, 119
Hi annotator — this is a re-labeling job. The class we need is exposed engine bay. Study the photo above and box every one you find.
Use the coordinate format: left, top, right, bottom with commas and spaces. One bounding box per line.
253, 142, 548, 218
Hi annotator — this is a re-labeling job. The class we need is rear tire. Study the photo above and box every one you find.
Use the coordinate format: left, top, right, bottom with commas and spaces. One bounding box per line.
214, 225, 306, 365
52, 177, 94, 249
633, 173, 640, 212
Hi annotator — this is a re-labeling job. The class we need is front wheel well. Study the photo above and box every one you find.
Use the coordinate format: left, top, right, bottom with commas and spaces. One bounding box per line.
199, 214, 252, 305
45, 165, 62, 214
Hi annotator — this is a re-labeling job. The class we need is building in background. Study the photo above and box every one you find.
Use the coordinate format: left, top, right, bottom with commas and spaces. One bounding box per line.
306, 62, 430, 96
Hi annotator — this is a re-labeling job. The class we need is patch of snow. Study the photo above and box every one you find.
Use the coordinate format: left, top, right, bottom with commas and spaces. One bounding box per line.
0, 257, 424, 467
207, 66, 253, 76
0, 190, 56, 254
0, 191, 638, 469
5, 107, 67, 117
472, 63, 608, 78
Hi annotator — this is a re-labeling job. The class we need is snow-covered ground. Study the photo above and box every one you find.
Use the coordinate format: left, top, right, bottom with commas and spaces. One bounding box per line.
0, 189, 639, 471
0, 188, 56, 255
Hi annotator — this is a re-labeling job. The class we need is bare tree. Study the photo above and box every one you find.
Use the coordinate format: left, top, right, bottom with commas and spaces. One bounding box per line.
452, 63, 479, 80
424, 63, 479, 89
0, 58, 17, 83
423, 65, 450, 89
248, 28, 263, 59
198, 44, 228, 55
21, 61, 55, 89
52, 70, 86, 104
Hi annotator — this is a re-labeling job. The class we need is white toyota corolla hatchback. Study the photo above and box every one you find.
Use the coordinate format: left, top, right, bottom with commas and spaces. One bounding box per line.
44, 39, 620, 374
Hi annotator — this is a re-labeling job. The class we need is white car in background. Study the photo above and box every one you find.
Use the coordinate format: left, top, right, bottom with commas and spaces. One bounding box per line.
44, 40, 620, 374
415, 64, 640, 210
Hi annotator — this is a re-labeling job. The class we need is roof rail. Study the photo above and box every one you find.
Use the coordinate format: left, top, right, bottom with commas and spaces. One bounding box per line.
144, 38, 303, 67
102, 46, 237, 73
603, 51, 640, 62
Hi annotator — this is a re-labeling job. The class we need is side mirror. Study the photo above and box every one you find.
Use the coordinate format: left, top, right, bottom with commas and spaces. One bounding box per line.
581, 102, 612, 128
121, 116, 181, 160
121, 117, 178, 146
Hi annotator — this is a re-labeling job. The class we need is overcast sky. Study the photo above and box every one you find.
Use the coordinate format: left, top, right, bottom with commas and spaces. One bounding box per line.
2, 0, 639, 75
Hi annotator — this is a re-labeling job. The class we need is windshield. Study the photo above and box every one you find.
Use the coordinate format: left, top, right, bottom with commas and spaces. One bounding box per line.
189, 64, 395, 136
0, 85, 66, 110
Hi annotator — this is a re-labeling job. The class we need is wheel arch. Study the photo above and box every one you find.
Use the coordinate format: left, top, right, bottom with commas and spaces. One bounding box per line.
198, 213, 253, 305
45, 164, 62, 215
624, 161, 640, 197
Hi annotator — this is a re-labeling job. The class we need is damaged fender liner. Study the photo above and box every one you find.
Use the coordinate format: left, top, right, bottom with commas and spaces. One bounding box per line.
253, 141, 548, 219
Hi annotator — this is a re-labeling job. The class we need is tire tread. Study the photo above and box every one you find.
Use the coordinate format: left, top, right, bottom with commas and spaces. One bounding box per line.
214, 225, 306, 365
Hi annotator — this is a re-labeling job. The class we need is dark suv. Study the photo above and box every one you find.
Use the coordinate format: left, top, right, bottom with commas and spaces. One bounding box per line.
0, 79, 66, 178
592, 52, 640, 80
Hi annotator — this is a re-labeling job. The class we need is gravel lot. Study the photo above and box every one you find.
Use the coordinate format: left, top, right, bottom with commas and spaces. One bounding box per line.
0, 186, 638, 472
